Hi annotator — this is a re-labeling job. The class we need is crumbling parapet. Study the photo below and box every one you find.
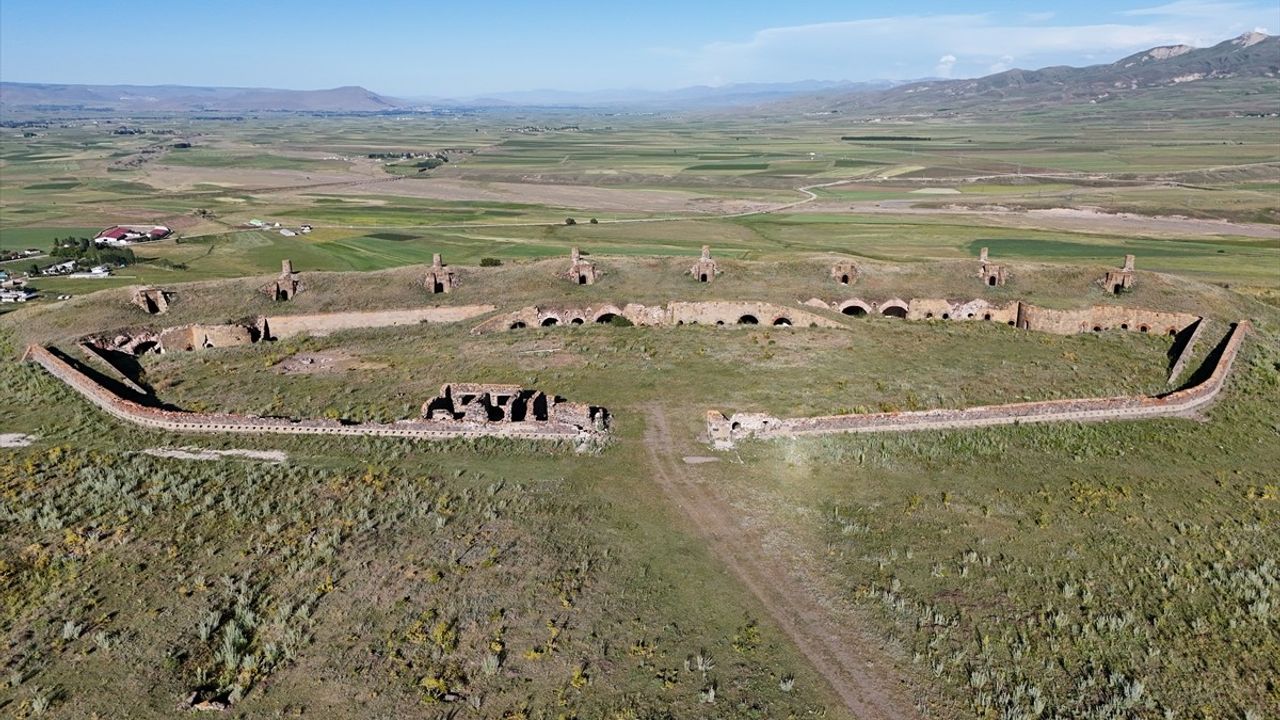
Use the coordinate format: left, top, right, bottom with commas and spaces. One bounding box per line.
564, 247, 600, 285
831, 260, 859, 286
131, 287, 173, 315
708, 321, 1250, 449
424, 254, 458, 294
978, 247, 1007, 287
422, 383, 609, 432
25, 345, 611, 447
690, 246, 720, 283
261, 258, 304, 301
1101, 254, 1136, 295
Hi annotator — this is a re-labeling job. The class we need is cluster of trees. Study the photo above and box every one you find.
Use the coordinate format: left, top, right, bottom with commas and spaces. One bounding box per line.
49, 237, 136, 267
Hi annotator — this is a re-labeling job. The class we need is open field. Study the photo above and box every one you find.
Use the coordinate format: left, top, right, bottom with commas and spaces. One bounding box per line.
1, 108, 1278, 718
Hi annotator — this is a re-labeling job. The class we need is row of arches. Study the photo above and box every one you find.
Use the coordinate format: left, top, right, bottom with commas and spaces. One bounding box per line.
510, 310, 622, 329
838, 300, 906, 318
510, 312, 797, 329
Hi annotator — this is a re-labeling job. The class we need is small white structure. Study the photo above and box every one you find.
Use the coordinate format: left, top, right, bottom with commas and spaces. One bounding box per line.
1, 288, 37, 302
279, 228, 297, 237
69, 262, 112, 275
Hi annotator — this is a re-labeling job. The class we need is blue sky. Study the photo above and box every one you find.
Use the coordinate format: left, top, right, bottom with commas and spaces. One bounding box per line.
1, 1, 1275, 96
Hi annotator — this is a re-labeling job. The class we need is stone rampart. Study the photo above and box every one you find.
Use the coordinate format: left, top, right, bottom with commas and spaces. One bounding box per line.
708, 321, 1250, 449
830, 297, 1200, 336
25, 345, 604, 445
472, 301, 841, 334
1167, 319, 1206, 386
265, 305, 495, 339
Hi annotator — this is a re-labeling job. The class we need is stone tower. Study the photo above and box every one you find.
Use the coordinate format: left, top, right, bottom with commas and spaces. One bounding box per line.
690, 245, 719, 283
1101, 254, 1136, 294
424, 253, 458, 294
261, 259, 303, 301
831, 259, 859, 286
977, 247, 1007, 287
565, 247, 599, 285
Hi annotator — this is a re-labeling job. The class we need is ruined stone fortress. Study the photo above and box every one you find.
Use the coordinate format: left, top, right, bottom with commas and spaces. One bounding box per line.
24, 246, 1252, 451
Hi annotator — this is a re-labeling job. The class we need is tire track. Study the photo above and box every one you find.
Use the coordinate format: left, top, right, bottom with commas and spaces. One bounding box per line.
642, 406, 919, 720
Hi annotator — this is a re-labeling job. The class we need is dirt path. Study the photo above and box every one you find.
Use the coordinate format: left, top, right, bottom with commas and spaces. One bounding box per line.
642, 406, 919, 720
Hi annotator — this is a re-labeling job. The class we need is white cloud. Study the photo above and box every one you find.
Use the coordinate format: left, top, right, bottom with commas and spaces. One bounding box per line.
989, 55, 1016, 73
1120, 1, 1256, 17
935, 54, 957, 77
670, 5, 1275, 86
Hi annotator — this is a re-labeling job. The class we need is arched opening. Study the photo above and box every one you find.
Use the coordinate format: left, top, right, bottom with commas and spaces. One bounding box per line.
737, 315, 759, 325
1007, 320, 1015, 326
577, 274, 587, 285
699, 273, 708, 282
841, 305, 868, 317
715, 320, 725, 326
433, 281, 445, 293
881, 306, 907, 319
1113, 285, 1123, 295
925, 312, 934, 319
840, 274, 850, 285
942, 313, 950, 320
772, 317, 792, 326
1120, 323, 1129, 330
1139, 325, 1149, 333
1092, 325, 1103, 333
595, 313, 617, 324
988, 276, 997, 287
967, 313, 975, 319
509, 321, 526, 330
1167, 328, 1177, 337
731, 422, 741, 431
983, 313, 992, 321
676, 320, 684, 326
570, 317, 584, 325
540, 317, 559, 327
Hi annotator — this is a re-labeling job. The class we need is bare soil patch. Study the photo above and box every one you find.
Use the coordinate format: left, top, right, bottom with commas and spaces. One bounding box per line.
275, 350, 387, 375
339, 178, 775, 215
0, 433, 37, 448
797, 200, 1279, 239
141, 447, 287, 463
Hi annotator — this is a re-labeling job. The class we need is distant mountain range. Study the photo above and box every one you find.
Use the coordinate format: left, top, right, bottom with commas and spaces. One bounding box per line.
0, 79, 905, 113
781, 32, 1279, 116
0, 83, 404, 113
2, 32, 1275, 115
421, 80, 911, 109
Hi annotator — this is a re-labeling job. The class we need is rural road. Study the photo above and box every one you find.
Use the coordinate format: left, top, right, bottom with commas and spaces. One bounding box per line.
642, 406, 919, 720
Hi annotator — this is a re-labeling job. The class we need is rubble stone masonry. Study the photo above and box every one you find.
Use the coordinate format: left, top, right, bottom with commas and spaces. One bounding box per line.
707, 321, 1250, 449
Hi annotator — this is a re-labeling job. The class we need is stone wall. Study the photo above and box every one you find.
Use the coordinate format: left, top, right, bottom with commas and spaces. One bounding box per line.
707, 321, 1251, 449
472, 301, 842, 334
264, 305, 495, 339
830, 297, 1200, 336
157, 323, 256, 352
1167, 319, 1206, 386
24, 345, 607, 445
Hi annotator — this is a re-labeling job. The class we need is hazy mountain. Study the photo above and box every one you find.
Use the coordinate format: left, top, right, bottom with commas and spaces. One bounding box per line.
784, 32, 1280, 116
0, 83, 405, 112
438, 79, 909, 108
0, 79, 907, 114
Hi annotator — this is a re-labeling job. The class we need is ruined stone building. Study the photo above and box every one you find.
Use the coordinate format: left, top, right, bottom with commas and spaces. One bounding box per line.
690, 245, 719, 283
831, 260, 859, 285
422, 383, 607, 430
261, 259, 304, 301
424, 254, 458, 294
978, 247, 1007, 287
1101, 255, 1136, 294
131, 287, 173, 315
564, 247, 599, 285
